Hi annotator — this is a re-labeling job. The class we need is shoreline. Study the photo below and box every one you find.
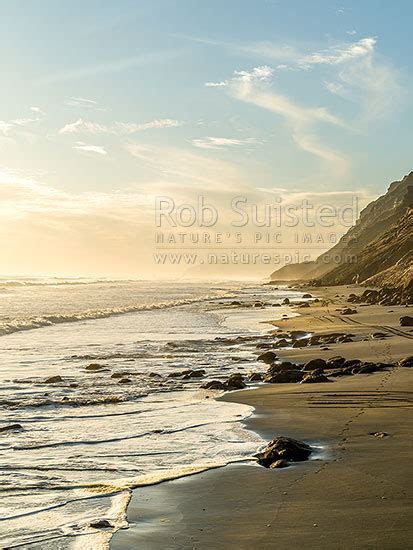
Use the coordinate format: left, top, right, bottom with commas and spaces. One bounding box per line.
111, 284, 412, 549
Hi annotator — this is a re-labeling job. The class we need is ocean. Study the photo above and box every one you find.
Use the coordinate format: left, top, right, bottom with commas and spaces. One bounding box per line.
0, 278, 303, 548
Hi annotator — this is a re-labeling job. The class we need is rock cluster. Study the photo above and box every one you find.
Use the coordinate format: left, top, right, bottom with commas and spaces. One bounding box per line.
255, 436, 313, 468
348, 287, 412, 306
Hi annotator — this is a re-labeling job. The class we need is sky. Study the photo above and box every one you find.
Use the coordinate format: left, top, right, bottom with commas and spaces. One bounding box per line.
0, 0, 412, 278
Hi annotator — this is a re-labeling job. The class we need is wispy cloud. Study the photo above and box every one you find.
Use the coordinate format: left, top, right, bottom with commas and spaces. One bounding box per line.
196, 34, 402, 125
192, 137, 260, 150
63, 97, 106, 111
204, 81, 228, 87
224, 66, 349, 174
59, 118, 182, 135
73, 142, 108, 156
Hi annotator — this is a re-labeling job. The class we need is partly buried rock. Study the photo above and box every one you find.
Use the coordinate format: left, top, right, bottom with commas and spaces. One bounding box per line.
226, 373, 246, 390
400, 316, 413, 327
182, 369, 206, 379
118, 378, 132, 384
302, 293, 313, 298
42, 375, 63, 384
301, 373, 330, 383
303, 358, 326, 371
0, 424, 23, 433
89, 519, 113, 529
201, 380, 226, 390
342, 308, 357, 315
255, 436, 312, 468
264, 370, 303, 383
85, 363, 106, 371
257, 351, 277, 364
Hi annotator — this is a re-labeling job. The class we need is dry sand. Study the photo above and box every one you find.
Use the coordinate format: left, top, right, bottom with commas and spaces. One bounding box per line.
112, 286, 413, 549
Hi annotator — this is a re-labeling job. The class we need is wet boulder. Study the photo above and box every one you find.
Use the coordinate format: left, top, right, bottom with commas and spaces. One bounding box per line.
264, 370, 303, 384
267, 361, 297, 375
85, 363, 106, 371
201, 380, 226, 390
182, 369, 206, 379
89, 519, 113, 529
257, 351, 278, 364
42, 375, 63, 384
226, 373, 246, 390
248, 372, 263, 382
0, 424, 23, 433
255, 436, 312, 467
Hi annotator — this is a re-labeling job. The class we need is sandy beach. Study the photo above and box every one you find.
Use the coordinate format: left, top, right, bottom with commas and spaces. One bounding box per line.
112, 285, 413, 549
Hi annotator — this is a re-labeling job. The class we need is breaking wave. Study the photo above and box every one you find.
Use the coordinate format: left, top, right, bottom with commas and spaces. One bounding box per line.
0, 293, 231, 337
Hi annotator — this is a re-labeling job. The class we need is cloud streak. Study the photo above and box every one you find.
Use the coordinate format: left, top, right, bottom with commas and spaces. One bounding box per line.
192, 137, 260, 150
59, 118, 183, 135
225, 66, 349, 174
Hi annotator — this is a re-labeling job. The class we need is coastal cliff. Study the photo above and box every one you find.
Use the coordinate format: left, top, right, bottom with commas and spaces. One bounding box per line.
270, 172, 413, 298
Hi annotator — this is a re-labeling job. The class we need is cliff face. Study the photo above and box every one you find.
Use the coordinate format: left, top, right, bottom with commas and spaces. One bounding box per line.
270, 172, 413, 294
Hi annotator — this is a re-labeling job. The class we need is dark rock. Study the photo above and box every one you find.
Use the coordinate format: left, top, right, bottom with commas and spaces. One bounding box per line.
274, 338, 289, 348
85, 363, 106, 371
118, 378, 132, 384
255, 436, 312, 467
282, 298, 290, 305
400, 316, 413, 326
326, 356, 346, 367
256, 342, 275, 349
111, 372, 132, 378
226, 373, 246, 390
201, 380, 226, 390
342, 308, 357, 315
149, 372, 162, 377
248, 372, 263, 381
183, 369, 206, 379
0, 424, 23, 433
302, 293, 313, 298
264, 370, 303, 384
267, 362, 297, 375
343, 359, 361, 368
43, 375, 63, 384
257, 351, 278, 364
230, 300, 242, 306
292, 339, 308, 348
299, 303, 310, 308
89, 519, 113, 529
303, 358, 326, 371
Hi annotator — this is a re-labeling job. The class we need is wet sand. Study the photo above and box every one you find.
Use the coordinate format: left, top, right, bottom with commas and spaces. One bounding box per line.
111, 285, 413, 549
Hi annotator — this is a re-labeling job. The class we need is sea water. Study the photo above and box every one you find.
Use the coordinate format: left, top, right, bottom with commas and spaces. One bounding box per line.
0, 278, 303, 548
